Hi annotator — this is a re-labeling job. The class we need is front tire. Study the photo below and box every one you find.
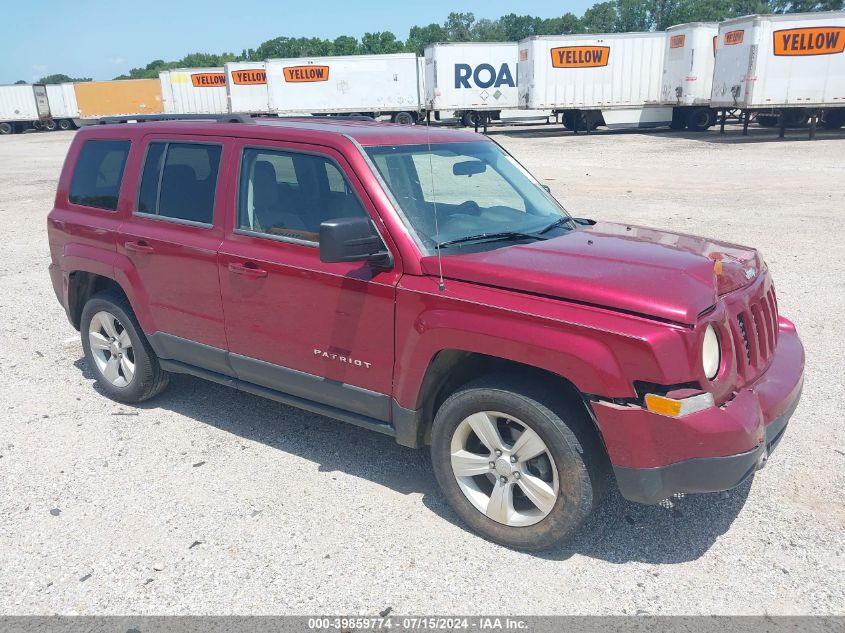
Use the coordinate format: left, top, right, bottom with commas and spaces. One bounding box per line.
430, 378, 606, 550
80, 292, 169, 403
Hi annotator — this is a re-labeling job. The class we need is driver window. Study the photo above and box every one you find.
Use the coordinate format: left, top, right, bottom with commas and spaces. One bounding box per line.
238, 147, 369, 244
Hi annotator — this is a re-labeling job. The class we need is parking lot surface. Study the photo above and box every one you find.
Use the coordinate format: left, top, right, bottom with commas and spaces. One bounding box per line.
0, 125, 843, 615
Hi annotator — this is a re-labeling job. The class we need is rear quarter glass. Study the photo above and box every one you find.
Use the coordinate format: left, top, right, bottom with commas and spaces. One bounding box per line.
69, 139, 131, 211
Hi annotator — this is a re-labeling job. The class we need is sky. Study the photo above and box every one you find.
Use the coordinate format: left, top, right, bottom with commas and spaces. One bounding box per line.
0, 0, 594, 85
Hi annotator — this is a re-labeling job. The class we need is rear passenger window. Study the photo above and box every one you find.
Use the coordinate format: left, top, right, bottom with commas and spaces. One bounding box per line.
237, 147, 368, 243
136, 142, 222, 225
69, 140, 130, 210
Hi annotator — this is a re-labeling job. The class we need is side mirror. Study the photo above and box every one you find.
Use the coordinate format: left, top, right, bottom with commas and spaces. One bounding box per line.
541, 184, 551, 193
319, 217, 392, 267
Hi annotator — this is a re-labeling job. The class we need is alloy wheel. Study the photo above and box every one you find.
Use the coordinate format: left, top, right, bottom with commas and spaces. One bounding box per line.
450, 411, 559, 527
88, 310, 135, 387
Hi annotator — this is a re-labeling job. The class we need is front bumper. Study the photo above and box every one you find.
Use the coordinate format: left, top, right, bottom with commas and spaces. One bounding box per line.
592, 318, 804, 504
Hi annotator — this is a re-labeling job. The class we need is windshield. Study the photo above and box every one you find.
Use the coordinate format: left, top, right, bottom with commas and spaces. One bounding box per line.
365, 142, 573, 254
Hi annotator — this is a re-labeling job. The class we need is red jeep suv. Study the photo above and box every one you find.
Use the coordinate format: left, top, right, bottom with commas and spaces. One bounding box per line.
47, 117, 804, 550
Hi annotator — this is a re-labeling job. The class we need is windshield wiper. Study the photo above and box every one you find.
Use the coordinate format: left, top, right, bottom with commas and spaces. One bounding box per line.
537, 216, 576, 234
437, 231, 548, 249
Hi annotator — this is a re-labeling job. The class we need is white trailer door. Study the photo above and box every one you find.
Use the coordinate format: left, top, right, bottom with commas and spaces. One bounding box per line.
33, 85, 50, 120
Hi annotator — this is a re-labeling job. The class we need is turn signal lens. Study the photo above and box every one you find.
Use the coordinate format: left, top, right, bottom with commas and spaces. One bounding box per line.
644, 394, 682, 417
645, 392, 715, 418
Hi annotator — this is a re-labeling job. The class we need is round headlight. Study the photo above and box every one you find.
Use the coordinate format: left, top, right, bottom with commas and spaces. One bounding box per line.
702, 324, 721, 380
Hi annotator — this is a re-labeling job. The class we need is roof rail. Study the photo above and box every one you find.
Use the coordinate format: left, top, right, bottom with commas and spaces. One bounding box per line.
309, 114, 378, 123
97, 113, 254, 125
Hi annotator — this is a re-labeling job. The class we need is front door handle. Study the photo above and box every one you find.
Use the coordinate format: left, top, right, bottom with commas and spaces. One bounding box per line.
228, 261, 268, 279
125, 240, 154, 255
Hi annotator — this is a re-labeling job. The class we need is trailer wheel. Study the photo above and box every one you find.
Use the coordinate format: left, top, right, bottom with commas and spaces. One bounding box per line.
686, 107, 713, 132
783, 109, 809, 128
0, 122, 12, 135
461, 111, 482, 127
392, 111, 416, 125
31, 120, 42, 131
756, 114, 779, 127
58, 119, 73, 131
820, 110, 844, 129
669, 108, 687, 130
562, 111, 600, 132
43, 119, 57, 131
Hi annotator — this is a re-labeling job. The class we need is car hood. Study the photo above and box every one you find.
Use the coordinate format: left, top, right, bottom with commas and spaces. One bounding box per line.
420, 222, 763, 325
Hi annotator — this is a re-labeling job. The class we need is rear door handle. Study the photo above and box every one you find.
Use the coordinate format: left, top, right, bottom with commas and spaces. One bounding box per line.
125, 240, 154, 255
228, 262, 268, 279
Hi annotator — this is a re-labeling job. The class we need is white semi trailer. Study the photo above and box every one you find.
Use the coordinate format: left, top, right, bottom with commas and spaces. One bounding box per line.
45, 83, 80, 130
711, 11, 845, 130
160, 68, 229, 115
661, 22, 720, 130
0, 84, 51, 134
518, 32, 672, 131
424, 42, 518, 126
225, 61, 270, 115
266, 53, 422, 123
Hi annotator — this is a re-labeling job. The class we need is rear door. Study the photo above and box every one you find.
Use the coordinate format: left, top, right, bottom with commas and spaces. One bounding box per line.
33, 84, 51, 120
117, 134, 232, 365
218, 138, 400, 420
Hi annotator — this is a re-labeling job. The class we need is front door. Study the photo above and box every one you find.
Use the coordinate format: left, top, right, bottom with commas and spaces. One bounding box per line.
218, 140, 399, 420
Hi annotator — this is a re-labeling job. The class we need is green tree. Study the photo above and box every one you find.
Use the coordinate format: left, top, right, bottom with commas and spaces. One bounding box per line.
444, 12, 476, 41
332, 35, 360, 56
406, 23, 447, 55
541, 13, 584, 35
360, 31, 405, 54
498, 13, 542, 40
617, 0, 653, 31
581, 1, 619, 32
471, 18, 506, 41
14, 79, 27, 84
38, 73, 92, 84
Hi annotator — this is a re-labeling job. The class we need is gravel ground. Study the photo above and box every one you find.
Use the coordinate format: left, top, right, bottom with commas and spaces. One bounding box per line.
0, 125, 843, 616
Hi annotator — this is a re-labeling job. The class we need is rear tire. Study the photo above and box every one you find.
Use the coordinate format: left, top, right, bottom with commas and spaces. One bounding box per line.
0, 122, 12, 135
43, 119, 57, 131
58, 119, 73, 131
430, 377, 607, 551
80, 291, 169, 404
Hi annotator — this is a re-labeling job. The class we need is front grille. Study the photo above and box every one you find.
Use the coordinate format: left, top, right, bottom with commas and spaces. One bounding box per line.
731, 285, 779, 381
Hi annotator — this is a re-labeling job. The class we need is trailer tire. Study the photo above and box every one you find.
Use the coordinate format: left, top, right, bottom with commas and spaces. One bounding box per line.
0, 122, 12, 135
669, 108, 687, 130
58, 119, 73, 131
392, 111, 416, 125
686, 107, 713, 132
756, 114, 779, 127
783, 109, 809, 128
820, 110, 844, 129
43, 119, 57, 131
461, 111, 482, 127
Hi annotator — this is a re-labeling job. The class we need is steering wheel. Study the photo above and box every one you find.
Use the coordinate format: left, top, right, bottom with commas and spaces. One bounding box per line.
456, 200, 481, 216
